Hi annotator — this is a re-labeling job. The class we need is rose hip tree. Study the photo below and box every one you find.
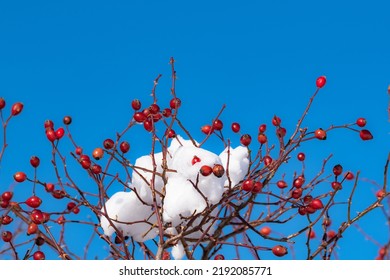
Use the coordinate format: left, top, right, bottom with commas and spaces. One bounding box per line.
0, 58, 389, 260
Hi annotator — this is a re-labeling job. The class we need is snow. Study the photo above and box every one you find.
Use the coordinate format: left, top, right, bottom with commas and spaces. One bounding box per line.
100, 135, 250, 259
100, 191, 158, 242
219, 145, 250, 187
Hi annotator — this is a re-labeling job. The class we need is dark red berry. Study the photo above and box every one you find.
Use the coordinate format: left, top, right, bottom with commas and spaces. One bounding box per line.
200, 165, 213, 176
30, 156, 40, 168
231, 122, 241, 133
240, 134, 252, 146
131, 99, 142, 111
120, 141, 130, 153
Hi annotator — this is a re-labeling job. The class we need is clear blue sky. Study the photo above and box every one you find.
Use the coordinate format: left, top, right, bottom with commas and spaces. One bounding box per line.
0, 1, 389, 259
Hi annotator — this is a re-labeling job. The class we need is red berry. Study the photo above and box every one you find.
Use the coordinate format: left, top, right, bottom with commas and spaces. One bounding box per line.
257, 133, 267, 144
333, 164, 343, 176
291, 188, 303, 199
0, 200, 9, 208
46, 129, 57, 142
169, 98, 181, 109
91, 164, 102, 174
201, 125, 213, 135
305, 206, 316, 214
276, 127, 287, 138
1, 215, 13, 225
67, 202, 76, 211
92, 148, 104, 160
25, 196, 42, 208
259, 124, 267, 133
80, 155, 91, 169
331, 181, 342, 190
242, 179, 255, 192
316, 76, 327, 88
200, 165, 213, 176
212, 164, 225, 178
327, 230, 336, 239
55, 127, 65, 139
14, 171, 27, 183
27, 223, 38, 235
359, 129, 373, 141
272, 245, 287, 257
231, 122, 241, 133
309, 198, 324, 210
252, 181, 263, 193
323, 218, 332, 227
30, 209, 45, 224
57, 215, 65, 224
103, 139, 115, 150
293, 177, 304, 188
152, 113, 162, 122
143, 120, 154, 132
72, 207, 80, 214
75, 147, 83, 155
240, 134, 252, 146
272, 116, 281, 126
149, 103, 160, 114
260, 226, 271, 236
0, 98, 5, 109
44, 120, 54, 130
376, 189, 386, 198
315, 128, 327, 140
214, 254, 225, 260
212, 119, 223, 131
2, 231, 12, 242
165, 128, 176, 138
131, 99, 141, 111
45, 183, 55, 192
52, 190, 66, 199
63, 116, 72, 125
120, 141, 130, 153
298, 206, 307, 215
345, 171, 354, 180
297, 152, 305, 161
356, 117, 366, 127
30, 156, 40, 168
162, 108, 172, 117
276, 180, 288, 189
308, 230, 316, 239
303, 195, 313, 204
263, 155, 272, 166
2, 191, 13, 201
33, 251, 45, 260
11, 102, 23, 116
133, 112, 147, 123
191, 156, 201, 165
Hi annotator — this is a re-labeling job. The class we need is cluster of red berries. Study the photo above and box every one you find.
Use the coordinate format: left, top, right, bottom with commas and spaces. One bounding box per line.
132, 97, 180, 137
0, 97, 24, 116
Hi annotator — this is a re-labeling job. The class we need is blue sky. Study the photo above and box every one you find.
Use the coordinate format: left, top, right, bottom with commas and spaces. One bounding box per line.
0, 1, 389, 259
